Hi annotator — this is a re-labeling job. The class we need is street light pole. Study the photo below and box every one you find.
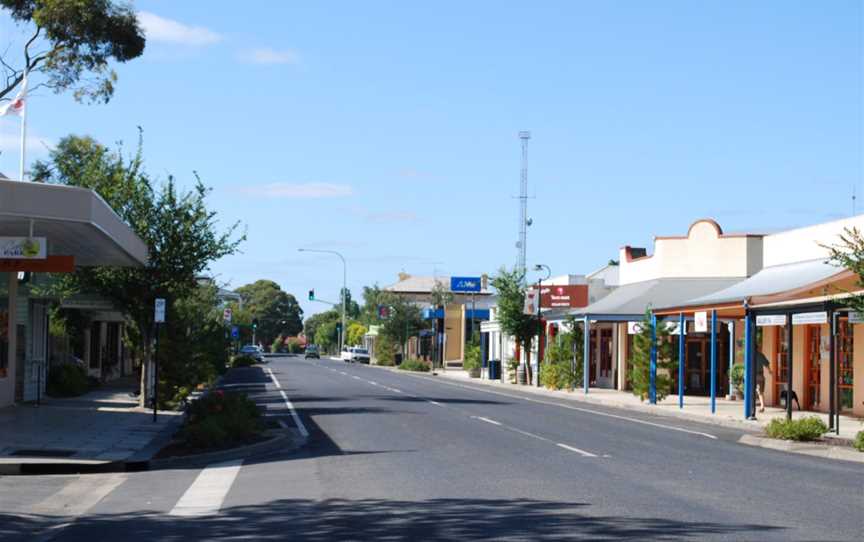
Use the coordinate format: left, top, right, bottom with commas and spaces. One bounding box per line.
533, 264, 551, 387
299, 248, 347, 354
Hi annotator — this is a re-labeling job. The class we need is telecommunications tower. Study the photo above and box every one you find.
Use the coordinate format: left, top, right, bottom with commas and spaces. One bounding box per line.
517, 130, 531, 282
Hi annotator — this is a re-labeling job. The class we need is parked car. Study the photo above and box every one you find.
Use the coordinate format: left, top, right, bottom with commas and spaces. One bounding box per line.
350, 347, 371, 364
305, 344, 320, 359
239, 344, 264, 363
341, 346, 352, 362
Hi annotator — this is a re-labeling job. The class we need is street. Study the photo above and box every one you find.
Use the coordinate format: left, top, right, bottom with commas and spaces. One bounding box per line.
2, 354, 862, 541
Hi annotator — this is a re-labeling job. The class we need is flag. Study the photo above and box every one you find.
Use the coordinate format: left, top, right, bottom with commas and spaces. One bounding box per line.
0, 77, 27, 117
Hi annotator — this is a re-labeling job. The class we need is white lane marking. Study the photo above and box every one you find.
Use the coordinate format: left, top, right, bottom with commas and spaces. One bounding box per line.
266, 367, 309, 437
31, 473, 126, 517
428, 400, 444, 407
352, 375, 362, 380
472, 416, 502, 426
368, 381, 378, 386
169, 459, 243, 517
556, 443, 598, 458
278, 419, 290, 429
421, 377, 717, 440
339, 371, 348, 376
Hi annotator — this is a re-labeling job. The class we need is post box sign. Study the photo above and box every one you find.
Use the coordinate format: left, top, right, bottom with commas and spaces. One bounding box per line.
694, 311, 708, 332
532, 285, 589, 309
0, 237, 46, 259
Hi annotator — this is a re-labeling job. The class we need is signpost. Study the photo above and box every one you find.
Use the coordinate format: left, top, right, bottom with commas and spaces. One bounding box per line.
153, 298, 166, 422
451, 277, 482, 342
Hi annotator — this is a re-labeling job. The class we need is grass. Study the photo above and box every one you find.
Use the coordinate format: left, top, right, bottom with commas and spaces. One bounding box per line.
398, 359, 431, 372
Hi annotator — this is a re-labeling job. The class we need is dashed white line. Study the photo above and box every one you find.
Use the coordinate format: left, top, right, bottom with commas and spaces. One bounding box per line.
472, 416, 502, 426
556, 443, 598, 458
169, 459, 243, 517
428, 400, 444, 407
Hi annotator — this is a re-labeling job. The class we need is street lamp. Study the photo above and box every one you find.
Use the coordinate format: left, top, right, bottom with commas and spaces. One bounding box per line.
298, 248, 347, 354
533, 264, 551, 387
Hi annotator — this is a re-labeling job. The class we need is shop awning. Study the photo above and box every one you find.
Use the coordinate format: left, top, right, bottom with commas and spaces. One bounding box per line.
0, 180, 147, 267
568, 278, 742, 321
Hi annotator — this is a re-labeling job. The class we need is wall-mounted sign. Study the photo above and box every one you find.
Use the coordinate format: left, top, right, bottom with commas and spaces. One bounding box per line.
450, 276, 482, 293
627, 321, 644, 335
665, 321, 682, 335
533, 284, 589, 309
756, 314, 787, 327
523, 289, 539, 316
694, 311, 708, 332
154, 298, 166, 323
231, 325, 240, 339
848, 312, 864, 324
792, 311, 827, 325
0, 237, 46, 260
0, 255, 73, 273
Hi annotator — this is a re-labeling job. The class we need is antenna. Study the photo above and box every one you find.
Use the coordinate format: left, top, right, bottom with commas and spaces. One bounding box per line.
517, 131, 530, 283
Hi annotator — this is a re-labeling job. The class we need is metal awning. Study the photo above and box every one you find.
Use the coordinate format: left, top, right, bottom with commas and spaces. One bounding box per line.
569, 278, 743, 321
0, 180, 147, 266
679, 259, 845, 308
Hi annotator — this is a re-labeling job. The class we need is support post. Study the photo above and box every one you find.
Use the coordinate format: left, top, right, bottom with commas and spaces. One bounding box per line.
744, 311, 753, 419
828, 308, 836, 432
785, 314, 793, 421
583, 316, 590, 394
710, 310, 717, 414
650, 314, 657, 404
728, 320, 735, 399
153, 323, 159, 423
678, 313, 685, 409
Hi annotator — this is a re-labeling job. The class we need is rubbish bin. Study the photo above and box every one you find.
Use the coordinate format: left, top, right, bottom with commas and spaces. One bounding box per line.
516, 364, 527, 385
394, 353, 403, 365
489, 359, 501, 380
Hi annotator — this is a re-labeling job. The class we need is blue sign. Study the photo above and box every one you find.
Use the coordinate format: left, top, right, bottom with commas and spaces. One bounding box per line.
450, 276, 482, 293
231, 325, 240, 339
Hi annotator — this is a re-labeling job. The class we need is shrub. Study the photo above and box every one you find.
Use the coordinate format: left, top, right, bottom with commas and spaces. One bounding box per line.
463, 343, 481, 372
47, 363, 89, 397
230, 354, 257, 368
182, 390, 262, 449
398, 359, 431, 372
376, 357, 395, 367
286, 338, 302, 354
271, 336, 284, 354
730, 363, 744, 393
375, 334, 397, 365
765, 416, 828, 441
540, 359, 577, 390
853, 430, 864, 452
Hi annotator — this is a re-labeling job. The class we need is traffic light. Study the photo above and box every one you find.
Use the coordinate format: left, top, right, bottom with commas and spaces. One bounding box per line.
252, 318, 259, 330
308, 289, 315, 301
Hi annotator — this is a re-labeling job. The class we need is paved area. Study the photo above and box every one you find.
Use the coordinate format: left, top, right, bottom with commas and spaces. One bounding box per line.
0, 380, 180, 463
0, 354, 859, 541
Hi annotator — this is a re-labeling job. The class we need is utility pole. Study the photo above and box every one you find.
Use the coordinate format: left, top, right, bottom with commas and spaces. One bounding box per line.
517, 131, 531, 282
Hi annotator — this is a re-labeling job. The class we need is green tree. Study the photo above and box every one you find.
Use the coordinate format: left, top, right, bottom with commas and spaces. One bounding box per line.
629, 309, 676, 402
33, 134, 243, 406
340, 287, 361, 319
380, 293, 424, 357
1, 0, 145, 103
304, 309, 340, 344
541, 315, 584, 389
827, 227, 864, 315
491, 267, 537, 382
235, 280, 303, 346
315, 320, 339, 353
346, 322, 367, 346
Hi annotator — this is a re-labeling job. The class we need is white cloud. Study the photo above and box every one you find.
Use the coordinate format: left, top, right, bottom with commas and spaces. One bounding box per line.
236, 182, 353, 199
241, 48, 301, 65
137, 11, 222, 46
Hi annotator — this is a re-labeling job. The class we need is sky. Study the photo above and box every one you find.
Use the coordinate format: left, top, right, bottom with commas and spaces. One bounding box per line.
0, 1, 862, 319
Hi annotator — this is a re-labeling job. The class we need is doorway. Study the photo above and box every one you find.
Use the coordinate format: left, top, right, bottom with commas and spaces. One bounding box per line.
804, 325, 821, 411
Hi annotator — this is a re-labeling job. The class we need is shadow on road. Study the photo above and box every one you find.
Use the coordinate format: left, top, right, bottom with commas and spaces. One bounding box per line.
2, 497, 783, 541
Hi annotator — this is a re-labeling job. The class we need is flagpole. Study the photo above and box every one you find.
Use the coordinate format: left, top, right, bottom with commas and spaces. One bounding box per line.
18, 71, 27, 182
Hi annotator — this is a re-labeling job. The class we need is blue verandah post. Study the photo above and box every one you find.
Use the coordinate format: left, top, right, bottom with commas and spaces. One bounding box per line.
710, 310, 717, 414
744, 312, 753, 419
678, 313, 685, 409
583, 316, 590, 394
650, 314, 657, 404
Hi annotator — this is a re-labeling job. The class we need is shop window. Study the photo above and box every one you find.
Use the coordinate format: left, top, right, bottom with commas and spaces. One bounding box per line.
839, 319, 854, 411
774, 326, 789, 403
0, 305, 7, 378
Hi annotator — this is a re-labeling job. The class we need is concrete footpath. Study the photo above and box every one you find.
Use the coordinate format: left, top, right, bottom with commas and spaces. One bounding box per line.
0, 379, 181, 474
377, 364, 864, 463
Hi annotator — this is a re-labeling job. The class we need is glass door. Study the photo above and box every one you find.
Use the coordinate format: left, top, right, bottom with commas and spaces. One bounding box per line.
838, 319, 854, 411
774, 326, 789, 406
805, 325, 821, 410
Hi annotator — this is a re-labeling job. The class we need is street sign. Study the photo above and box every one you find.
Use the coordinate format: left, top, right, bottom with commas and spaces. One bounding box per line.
756, 314, 787, 326
154, 298, 166, 323
450, 276, 482, 293
223, 307, 232, 323
231, 325, 240, 339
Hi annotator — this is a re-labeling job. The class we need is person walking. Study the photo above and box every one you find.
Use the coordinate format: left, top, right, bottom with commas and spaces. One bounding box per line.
755, 350, 772, 412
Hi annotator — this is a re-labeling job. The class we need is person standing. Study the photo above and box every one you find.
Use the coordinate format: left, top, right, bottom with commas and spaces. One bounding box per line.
755, 350, 772, 412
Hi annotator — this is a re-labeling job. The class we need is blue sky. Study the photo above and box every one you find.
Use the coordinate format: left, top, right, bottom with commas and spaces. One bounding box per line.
1, 1, 861, 318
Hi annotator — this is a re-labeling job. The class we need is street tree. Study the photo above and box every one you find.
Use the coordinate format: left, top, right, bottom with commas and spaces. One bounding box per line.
629, 309, 676, 402
33, 134, 244, 405
827, 227, 864, 314
491, 266, 537, 382
235, 280, 303, 346
346, 322, 367, 346
379, 293, 424, 357
304, 309, 340, 345
0, 0, 145, 103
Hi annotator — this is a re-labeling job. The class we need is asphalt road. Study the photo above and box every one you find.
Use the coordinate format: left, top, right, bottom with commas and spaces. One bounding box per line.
2, 354, 862, 541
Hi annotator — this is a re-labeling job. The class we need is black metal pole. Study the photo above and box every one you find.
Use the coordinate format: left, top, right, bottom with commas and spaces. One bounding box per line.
536, 278, 542, 387
153, 324, 159, 423
828, 307, 835, 431
786, 314, 793, 421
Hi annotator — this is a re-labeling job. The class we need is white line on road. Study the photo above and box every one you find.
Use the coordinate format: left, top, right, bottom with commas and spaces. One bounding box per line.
266, 367, 309, 437
556, 443, 598, 458
169, 459, 243, 517
472, 416, 502, 426
428, 400, 444, 406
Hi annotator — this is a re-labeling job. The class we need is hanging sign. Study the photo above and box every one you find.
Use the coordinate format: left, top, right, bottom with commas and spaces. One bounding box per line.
848, 312, 864, 324
154, 298, 166, 323
756, 314, 787, 326
792, 311, 827, 325
523, 289, 539, 316
0, 237, 46, 259
694, 311, 708, 332
627, 321, 644, 335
